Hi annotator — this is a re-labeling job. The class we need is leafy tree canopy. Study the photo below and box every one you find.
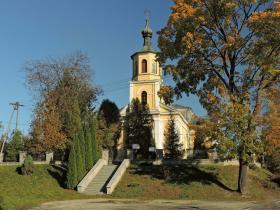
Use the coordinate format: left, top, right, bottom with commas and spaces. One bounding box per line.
98, 99, 120, 126
25, 52, 101, 153
97, 99, 120, 158
157, 0, 280, 194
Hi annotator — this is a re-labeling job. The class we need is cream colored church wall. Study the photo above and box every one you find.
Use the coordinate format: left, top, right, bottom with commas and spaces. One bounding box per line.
134, 53, 161, 81
158, 113, 192, 151
131, 83, 156, 109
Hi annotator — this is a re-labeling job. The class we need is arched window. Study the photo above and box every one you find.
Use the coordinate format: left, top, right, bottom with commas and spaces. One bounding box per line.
141, 91, 147, 105
152, 62, 157, 74
142, 59, 147, 73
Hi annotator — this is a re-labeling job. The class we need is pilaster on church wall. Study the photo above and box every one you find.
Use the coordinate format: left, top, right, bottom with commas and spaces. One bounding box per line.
190, 129, 196, 149
154, 81, 160, 110
129, 82, 134, 103
153, 115, 164, 150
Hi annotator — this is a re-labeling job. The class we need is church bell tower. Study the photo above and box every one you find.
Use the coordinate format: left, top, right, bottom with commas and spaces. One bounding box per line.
129, 17, 162, 111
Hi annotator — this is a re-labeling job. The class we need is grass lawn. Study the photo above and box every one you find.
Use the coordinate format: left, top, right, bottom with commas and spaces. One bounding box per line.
0, 163, 279, 210
0, 165, 95, 210
112, 163, 280, 201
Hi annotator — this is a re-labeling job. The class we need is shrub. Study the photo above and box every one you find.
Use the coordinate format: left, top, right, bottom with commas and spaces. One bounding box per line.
265, 148, 280, 173
5, 130, 24, 162
271, 174, 280, 188
21, 155, 34, 175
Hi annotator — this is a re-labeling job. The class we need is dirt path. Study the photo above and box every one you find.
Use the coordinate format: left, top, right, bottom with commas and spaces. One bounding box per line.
31, 199, 280, 210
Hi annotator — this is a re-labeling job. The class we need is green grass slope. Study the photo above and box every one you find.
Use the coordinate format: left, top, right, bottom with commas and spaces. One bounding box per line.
0, 163, 279, 210
112, 164, 280, 201
0, 165, 88, 210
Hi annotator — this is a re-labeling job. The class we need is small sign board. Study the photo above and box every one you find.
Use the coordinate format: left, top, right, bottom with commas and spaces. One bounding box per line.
149, 147, 155, 152
132, 144, 140, 150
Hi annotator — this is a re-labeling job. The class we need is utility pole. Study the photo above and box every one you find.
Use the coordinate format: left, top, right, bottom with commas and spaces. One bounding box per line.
0, 102, 24, 155
9, 102, 24, 131
0, 109, 15, 155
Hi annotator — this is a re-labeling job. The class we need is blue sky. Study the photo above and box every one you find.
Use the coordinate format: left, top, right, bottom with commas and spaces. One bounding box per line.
0, 0, 206, 134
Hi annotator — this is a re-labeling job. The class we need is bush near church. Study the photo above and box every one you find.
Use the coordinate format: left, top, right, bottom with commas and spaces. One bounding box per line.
21, 155, 34, 175
5, 130, 24, 162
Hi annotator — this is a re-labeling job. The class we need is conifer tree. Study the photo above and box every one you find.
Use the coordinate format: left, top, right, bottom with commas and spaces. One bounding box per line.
124, 98, 153, 159
6, 130, 24, 162
60, 95, 82, 141
74, 135, 84, 181
90, 116, 99, 163
78, 130, 86, 178
84, 125, 93, 170
164, 116, 183, 160
66, 143, 77, 189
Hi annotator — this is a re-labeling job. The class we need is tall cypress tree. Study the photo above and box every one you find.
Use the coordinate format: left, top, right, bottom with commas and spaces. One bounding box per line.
90, 116, 99, 163
67, 142, 77, 189
74, 135, 83, 181
78, 129, 86, 178
84, 125, 93, 170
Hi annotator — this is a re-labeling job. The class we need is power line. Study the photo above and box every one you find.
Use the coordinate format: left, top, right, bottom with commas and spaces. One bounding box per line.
0, 121, 29, 126
99, 77, 130, 87
1, 104, 15, 153
0, 102, 24, 154
9, 102, 24, 131
103, 85, 128, 93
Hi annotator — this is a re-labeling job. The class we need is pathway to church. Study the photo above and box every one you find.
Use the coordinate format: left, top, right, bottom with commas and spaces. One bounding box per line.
32, 198, 280, 210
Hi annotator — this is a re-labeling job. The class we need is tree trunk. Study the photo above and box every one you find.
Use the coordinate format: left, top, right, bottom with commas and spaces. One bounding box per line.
237, 159, 248, 194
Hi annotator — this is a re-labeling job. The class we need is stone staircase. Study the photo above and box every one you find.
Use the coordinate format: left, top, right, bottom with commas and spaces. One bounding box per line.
83, 164, 118, 195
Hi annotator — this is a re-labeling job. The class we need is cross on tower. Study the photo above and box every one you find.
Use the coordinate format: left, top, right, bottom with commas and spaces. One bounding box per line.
144, 9, 151, 21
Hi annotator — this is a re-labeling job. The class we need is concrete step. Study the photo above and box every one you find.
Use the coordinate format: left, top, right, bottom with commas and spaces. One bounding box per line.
83, 164, 118, 195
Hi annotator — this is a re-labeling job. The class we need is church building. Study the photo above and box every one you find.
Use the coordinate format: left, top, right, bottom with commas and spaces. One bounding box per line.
119, 18, 196, 159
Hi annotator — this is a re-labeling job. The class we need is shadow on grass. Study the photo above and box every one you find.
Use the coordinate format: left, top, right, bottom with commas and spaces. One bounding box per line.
47, 165, 67, 188
271, 175, 280, 187
16, 166, 22, 175
0, 196, 4, 210
133, 163, 235, 192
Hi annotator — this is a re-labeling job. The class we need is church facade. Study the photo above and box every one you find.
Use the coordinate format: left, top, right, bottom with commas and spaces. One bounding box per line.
118, 18, 196, 159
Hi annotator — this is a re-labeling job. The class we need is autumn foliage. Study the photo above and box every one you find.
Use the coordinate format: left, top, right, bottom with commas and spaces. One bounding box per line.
158, 0, 280, 194
25, 52, 100, 154
31, 91, 67, 153
262, 87, 280, 172
263, 88, 280, 148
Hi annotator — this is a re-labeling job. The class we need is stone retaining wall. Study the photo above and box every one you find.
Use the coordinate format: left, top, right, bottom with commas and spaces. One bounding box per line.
77, 159, 106, 193
106, 159, 130, 194
0, 161, 59, 166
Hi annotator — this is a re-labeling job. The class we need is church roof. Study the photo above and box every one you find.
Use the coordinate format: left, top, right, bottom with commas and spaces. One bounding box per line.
171, 104, 193, 111
120, 102, 196, 126
162, 103, 195, 123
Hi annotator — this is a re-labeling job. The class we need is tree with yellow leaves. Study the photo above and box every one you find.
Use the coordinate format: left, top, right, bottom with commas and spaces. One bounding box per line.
262, 87, 280, 173
158, 0, 280, 194
30, 91, 67, 153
